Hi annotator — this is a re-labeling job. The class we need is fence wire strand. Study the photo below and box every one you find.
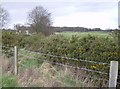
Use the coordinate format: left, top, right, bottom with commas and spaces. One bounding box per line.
45, 60, 109, 75
18, 52, 109, 83
19, 49, 109, 65
18, 52, 109, 75
2, 46, 111, 87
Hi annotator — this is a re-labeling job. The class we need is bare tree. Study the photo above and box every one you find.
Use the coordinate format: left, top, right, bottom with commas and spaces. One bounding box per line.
0, 5, 9, 28
28, 6, 53, 36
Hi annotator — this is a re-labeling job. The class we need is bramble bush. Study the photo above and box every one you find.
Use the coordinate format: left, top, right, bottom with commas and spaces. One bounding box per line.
2, 31, 119, 74
2, 31, 45, 57
21, 32, 45, 51
40, 34, 118, 61
2, 31, 17, 57
2, 31, 27, 57
38, 34, 119, 74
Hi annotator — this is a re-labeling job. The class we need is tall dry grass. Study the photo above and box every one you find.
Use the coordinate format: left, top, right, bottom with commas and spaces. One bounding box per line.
17, 61, 96, 87
1, 55, 107, 87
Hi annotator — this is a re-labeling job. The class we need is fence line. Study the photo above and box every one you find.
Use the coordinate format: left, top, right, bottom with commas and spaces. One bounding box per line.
18, 52, 109, 81
45, 60, 109, 75
18, 53, 36, 60
18, 52, 109, 85
2, 46, 110, 65
18, 48, 119, 87
2, 46, 119, 87
18, 52, 109, 75
19, 49, 109, 65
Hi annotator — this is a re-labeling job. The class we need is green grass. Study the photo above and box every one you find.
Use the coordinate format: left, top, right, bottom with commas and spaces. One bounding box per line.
62, 76, 77, 87
1, 75, 17, 87
55, 31, 111, 38
18, 49, 44, 69
0, 58, 17, 87
19, 59, 42, 68
17, 50, 88, 87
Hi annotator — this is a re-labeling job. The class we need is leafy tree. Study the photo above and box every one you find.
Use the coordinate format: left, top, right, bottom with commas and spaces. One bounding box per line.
0, 5, 9, 28
27, 6, 53, 36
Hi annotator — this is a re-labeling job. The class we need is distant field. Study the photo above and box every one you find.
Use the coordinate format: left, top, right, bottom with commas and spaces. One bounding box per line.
55, 31, 112, 38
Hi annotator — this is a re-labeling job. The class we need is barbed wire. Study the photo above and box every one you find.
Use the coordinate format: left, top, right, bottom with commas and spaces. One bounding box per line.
2, 46, 118, 86
19, 49, 109, 65
46, 60, 108, 75
18, 51, 109, 87
18, 53, 37, 60
1, 46, 110, 65
1, 46, 111, 75
18, 52, 109, 75
18, 52, 109, 83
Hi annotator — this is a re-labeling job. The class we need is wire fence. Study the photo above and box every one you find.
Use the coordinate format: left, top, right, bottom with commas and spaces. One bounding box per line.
21, 49, 109, 65
18, 53, 109, 80
19, 52, 109, 75
19, 49, 110, 73
17, 48, 110, 87
2, 46, 120, 87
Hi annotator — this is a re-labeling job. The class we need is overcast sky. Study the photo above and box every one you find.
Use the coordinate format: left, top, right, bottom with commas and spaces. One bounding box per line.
1, 0, 119, 30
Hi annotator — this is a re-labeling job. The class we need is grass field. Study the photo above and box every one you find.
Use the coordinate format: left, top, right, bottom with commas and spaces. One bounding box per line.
55, 31, 112, 38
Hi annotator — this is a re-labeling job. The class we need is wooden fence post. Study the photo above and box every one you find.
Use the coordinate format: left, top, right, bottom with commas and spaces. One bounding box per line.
109, 61, 118, 88
14, 46, 17, 75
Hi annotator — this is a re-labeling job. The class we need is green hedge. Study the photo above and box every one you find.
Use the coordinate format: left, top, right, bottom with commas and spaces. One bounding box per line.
2, 31, 119, 74
38, 34, 119, 74
40, 34, 118, 62
2, 31, 28, 57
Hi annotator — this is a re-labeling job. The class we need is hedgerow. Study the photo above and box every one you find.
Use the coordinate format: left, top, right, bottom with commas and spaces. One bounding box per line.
2, 31, 27, 57
38, 34, 119, 74
2, 31, 119, 74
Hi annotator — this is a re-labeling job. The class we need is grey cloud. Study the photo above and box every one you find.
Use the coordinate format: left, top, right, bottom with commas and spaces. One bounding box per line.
73, 2, 117, 12
2, 2, 117, 15
1, 1, 118, 28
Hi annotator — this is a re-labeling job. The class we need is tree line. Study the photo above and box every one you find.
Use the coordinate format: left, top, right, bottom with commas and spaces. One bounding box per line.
51, 26, 115, 32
